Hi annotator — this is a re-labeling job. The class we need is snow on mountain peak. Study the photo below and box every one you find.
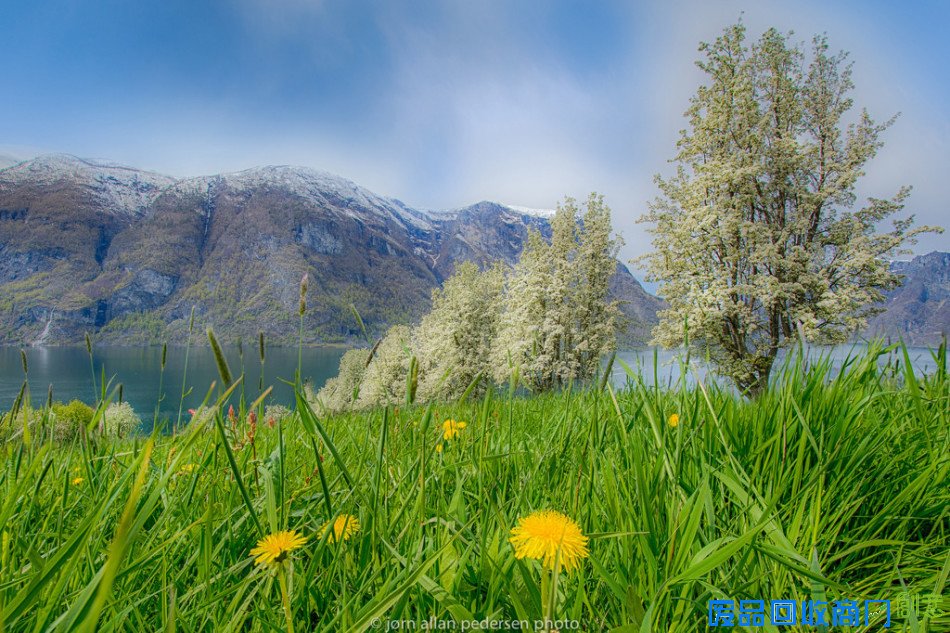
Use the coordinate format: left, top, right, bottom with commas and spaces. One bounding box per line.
174, 165, 435, 231
0, 153, 176, 217
504, 204, 557, 219
0, 154, 557, 230
217, 165, 381, 205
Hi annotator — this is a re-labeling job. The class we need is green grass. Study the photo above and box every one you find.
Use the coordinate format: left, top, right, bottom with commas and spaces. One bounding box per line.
0, 343, 947, 631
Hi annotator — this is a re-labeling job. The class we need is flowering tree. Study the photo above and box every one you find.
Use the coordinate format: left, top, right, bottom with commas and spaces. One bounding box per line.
639, 23, 940, 396
490, 230, 548, 388
493, 194, 621, 390
413, 261, 505, 401
356, 325, 412, 408
574, 193, 623, 380
314, 348, 370, 412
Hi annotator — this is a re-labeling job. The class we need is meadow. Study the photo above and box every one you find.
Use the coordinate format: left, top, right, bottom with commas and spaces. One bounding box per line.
0, 342, 947, 631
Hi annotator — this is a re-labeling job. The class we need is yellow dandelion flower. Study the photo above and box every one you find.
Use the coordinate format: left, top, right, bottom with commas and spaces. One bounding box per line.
441, 418, 467, 441
667, 413, 680, 428
250, 530, 307, 566
435, 443, 443, 453
71, 477, 84, 485
509, 509, 589, 572
321, 514, 361, 543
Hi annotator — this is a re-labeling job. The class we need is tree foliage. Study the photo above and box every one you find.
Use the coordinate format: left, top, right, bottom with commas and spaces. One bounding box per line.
413, 261, 505, 401
355, 325, 412, 408
489, 230, 551, 389
313, 348, 370, 412
574, 194, 623, 379
639, 23, 940, 396
492, 194, 621, 391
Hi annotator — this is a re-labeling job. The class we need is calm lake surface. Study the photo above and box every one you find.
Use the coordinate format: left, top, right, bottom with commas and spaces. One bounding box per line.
0, 343, 940, 429
0, 345, 345, 431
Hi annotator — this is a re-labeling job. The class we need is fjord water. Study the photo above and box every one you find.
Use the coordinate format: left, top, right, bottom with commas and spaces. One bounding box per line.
609, 343, 940, 389
0, 344, 939, 429
0, 345, 345, 430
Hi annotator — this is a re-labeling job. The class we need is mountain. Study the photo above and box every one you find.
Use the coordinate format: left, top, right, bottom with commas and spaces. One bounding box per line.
865, 251, 949, 346
0, 154, 662, 346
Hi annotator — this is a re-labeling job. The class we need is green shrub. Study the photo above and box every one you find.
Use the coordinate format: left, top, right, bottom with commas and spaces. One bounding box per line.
103, 401, 141, 437
0, 405, 47, 442
49, 400, 94, 441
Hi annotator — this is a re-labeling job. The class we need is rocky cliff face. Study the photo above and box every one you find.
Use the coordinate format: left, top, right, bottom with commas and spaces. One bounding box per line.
0, 155, 662, 346
864, 251, 949, 346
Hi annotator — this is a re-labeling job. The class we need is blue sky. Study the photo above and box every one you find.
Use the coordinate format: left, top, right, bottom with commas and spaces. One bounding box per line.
1, 0, 947, 272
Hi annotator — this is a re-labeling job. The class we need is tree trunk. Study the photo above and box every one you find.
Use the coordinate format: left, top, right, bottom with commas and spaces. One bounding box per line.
744, 371, 770, 399
735, 355, 775, 398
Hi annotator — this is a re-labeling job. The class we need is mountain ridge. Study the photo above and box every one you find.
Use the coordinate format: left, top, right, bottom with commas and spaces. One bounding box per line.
865, 251, 949, 346
0, 154, 662, 346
